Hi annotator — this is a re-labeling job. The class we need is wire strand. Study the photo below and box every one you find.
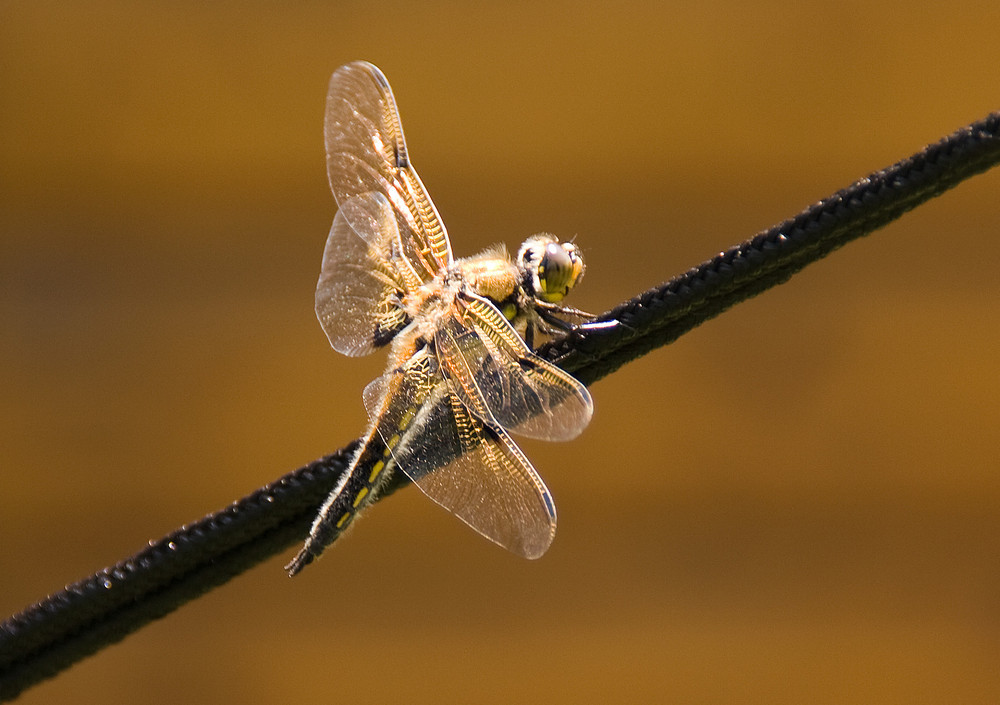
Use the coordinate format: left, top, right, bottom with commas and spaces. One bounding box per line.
2, 111, 998, 702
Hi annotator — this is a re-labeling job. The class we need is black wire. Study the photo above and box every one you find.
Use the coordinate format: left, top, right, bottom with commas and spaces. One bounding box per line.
545, 111, 1000, 387
2, 111, 998, 702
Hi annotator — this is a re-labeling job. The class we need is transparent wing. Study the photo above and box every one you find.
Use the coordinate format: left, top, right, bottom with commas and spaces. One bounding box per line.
363, 348, 557, 559
316, 192, 411, 356
435, 295, 593, 441
326, 61, 452, 284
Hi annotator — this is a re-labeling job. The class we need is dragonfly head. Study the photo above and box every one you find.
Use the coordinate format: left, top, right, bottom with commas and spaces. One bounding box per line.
517, 234, 586, 304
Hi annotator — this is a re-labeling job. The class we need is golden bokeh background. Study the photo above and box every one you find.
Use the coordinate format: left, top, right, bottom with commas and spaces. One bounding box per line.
3, 2, 1000, 703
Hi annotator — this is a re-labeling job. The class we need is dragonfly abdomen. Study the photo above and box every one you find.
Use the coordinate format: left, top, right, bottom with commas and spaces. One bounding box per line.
285, 428, 397, 576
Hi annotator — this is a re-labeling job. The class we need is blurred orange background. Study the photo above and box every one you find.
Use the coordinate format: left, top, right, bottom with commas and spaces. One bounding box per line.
3, 2, 1000, 703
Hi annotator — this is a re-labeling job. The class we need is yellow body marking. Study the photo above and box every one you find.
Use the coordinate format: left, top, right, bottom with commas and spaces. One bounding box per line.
368, 459, 385, 484
353, 486, 370, 507
398, 405, 417, 430
336, 512, 352, 529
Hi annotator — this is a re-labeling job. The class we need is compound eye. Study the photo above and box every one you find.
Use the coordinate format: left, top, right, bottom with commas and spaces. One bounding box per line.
537, 242, 584, 303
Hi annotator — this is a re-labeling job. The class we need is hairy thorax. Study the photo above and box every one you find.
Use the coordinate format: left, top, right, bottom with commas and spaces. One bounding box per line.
404, 249, 522, 342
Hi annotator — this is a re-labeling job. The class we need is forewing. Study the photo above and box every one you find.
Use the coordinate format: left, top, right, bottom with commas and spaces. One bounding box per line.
316, 193, 409, 357
325, 61, 452, 284
436, 296, 593, 441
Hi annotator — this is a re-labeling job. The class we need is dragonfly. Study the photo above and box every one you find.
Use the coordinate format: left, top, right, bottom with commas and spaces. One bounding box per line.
286, 61, 603, 576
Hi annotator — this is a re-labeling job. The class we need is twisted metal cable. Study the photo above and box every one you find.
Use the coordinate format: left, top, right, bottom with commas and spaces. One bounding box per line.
2, 111, 998, 701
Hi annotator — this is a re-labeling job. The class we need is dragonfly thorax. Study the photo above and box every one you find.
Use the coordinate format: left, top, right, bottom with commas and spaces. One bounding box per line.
405, 274, 463, 341
450, 244, 521, 304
